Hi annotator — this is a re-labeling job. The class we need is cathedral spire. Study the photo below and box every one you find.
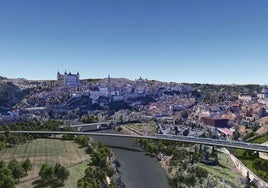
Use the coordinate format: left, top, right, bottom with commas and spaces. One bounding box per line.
108, 74, 111, 84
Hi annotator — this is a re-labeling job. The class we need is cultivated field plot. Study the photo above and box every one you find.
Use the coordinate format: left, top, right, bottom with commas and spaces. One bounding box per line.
0, 138, 89, 188
124, 123, 143, 132
124, 123, 157, 134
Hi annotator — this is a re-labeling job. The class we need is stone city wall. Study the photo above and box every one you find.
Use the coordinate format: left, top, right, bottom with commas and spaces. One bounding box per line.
223, 148, 268, 188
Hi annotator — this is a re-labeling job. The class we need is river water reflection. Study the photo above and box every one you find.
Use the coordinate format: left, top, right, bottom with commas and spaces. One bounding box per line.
91, 130, 168, 188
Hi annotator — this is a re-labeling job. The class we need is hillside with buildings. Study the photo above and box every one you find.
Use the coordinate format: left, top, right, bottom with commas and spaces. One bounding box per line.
1, 72, 268, 138
0, 73, 268, 130
1, 72, 268, 187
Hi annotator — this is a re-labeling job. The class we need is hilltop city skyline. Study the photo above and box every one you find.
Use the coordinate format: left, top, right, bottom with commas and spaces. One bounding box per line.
1, 0, 268, 84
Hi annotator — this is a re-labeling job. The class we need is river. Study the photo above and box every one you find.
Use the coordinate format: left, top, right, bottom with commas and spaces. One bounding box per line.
91, 130, 169, 188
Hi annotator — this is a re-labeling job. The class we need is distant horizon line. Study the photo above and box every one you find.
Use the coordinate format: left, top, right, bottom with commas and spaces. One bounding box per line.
1, 74, 266, 86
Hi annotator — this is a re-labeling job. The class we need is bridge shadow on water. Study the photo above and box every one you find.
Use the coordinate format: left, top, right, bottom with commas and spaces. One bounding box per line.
83, 127, 111, 132
105, 144, 143, 152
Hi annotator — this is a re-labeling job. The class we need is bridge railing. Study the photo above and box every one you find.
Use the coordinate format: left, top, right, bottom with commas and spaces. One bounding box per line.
1, 131, 268, 153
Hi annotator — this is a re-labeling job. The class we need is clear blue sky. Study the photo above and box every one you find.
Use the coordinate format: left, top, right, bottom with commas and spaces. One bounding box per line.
0, 0, 268, 84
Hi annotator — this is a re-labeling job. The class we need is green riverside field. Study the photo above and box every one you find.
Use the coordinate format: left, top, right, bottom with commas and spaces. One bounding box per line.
0, 138, 89, 188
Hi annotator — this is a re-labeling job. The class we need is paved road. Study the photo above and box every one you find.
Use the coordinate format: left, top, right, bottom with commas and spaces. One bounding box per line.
2, 130, 268, 153
69, 122, 110, 128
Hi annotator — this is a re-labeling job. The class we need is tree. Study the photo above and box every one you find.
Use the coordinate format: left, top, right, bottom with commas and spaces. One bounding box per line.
172, 149, 189, 162
12, 165, 25, 182
0, 160, 6, 169
62, 134, 75, 140
252, 158, 263, 173
177, 174, 185, 188
75, 136, 89, 147
39, 163, 54, 182
205, 175, 218, 188
192, 153, 203, 163
245, 171, 251, 188
4, 129, 10, 141
90, 150, 107, 169
8, 159, 20, 172
8, 159, 25, 182
21, 158, 32, 175
54, 163, 69, 183
82, 115, 99, 124
0, 174, 15, 188
232, 130, 240, 140
84, 166, 106, 182
8, 136, 18, 146
54, 163, 61, 176
192, 166, 208, 184
77, 179, 93, 188
86, 145, 93, 154
146, 143, 158, 155
0, 134, 6, 143
183, 129, 189, 136
184, 174, 196, 188
180, 110, 188, 119
168, 176, 178, 188
0, 167, 15, 188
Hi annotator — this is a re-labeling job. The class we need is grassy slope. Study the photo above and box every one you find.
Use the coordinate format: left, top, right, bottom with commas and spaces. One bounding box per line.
235, 133, 268, 182
250, 132, 268, 144
124, 123, 157, 133
0, 138, 89, 188
199, 152, 244, 188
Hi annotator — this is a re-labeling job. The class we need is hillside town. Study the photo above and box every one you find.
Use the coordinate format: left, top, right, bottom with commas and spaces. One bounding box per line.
1, 72, 268, 187
1, 72, 268, 139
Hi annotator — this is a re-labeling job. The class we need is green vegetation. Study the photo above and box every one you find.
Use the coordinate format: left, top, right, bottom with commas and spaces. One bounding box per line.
235, 149, 268, 181
108, 101, 132, 111
75, 135, 90, 147
81, 78, 102, 83
124, 123, 143, 133
0, 82, 29, 108
235, 132, 268, 182
0, 158, 32, 188
8, 159, 25, 182
0, 120, 65, 151
81, 114, 99, 124
199, 152, 244, 188
0, 138, 89, 188
21, 158, 32, 175
78, 141, 121, 188
35, 163, 69, 187
135, 139, 246, 188
1, 120, 63, 131
0, 164, 15, 188
135, 139, 211, 187
65, 162, 88, 187
248, 132, 268, 144
38, 163, 54, 182
123, 123, 157, 134
188, 83, 262, 104
135, 96, 156, 105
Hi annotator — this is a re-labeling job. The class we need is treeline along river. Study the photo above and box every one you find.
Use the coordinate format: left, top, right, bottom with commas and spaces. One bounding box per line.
91, 130, 168, 188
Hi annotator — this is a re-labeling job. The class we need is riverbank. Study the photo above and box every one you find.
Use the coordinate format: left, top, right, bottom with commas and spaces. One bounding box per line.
93, 127, 169, 188
119, 125, 248, 187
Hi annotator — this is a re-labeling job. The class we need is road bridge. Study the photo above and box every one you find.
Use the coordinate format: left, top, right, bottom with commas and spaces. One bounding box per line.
2, 130, 268, 153
68, 122, 111, 131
